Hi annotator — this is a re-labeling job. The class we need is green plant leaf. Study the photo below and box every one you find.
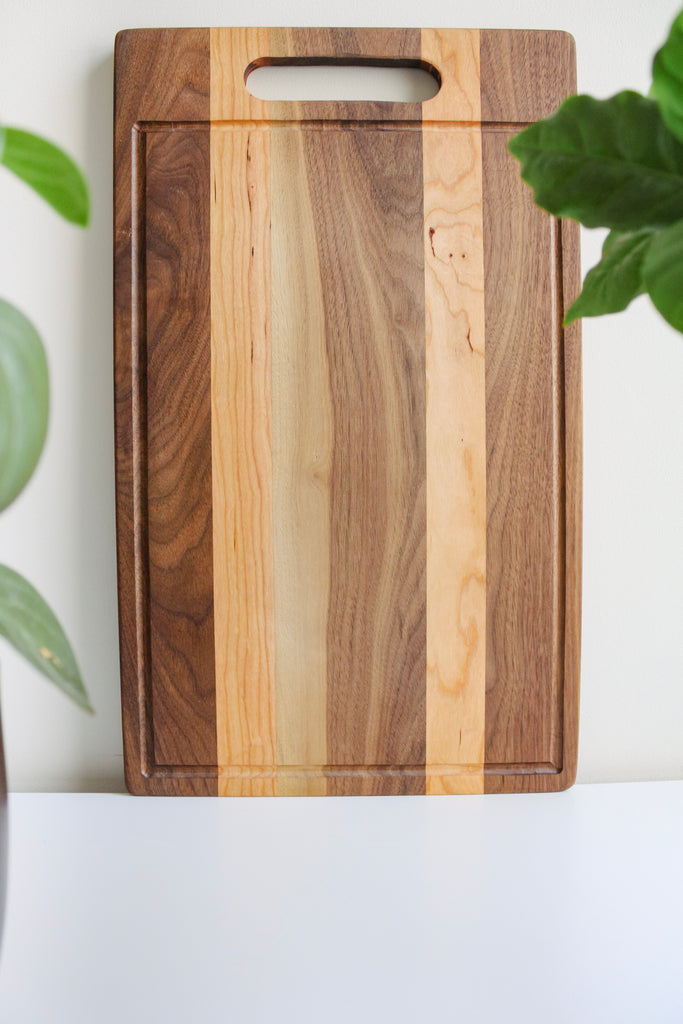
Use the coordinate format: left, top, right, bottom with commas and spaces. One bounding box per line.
564, 229, 654, 325
642, 217, 683, 332
508, 91, 683, 230
0, 127, 89, 226
652, 10, 683, 144
0, 300, 48, 511
0, 566, 92, 711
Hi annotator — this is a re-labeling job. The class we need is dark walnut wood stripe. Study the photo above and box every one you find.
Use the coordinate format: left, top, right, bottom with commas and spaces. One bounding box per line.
480, 30, 580, 792
479, 29, 577, 122
312, 37, 426, 797
145, 127, 216, 771
271, 28, 426, 796
114, 29, 217, 795
481, 127, 563, 784
273, 27, 424, 124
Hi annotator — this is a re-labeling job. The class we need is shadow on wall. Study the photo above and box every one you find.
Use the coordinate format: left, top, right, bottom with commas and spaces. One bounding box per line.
74, 54, 126, 793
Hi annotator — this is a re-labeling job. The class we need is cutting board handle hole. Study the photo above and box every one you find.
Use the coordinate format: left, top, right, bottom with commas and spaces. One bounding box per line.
245, 59, 441, 103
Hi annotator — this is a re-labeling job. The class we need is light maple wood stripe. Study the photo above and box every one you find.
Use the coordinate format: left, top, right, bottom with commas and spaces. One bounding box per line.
210, 27, 270, 121
270, 98, 331, 797
210, 29, 276, 797
422, 28, 485, 123
422, 29, 486, 795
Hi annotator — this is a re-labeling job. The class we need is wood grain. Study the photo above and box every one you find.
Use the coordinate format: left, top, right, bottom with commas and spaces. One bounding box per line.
115, 27, 582, 796
272, 28, 427, 796
114, 29, 217, 795
479, 30, 580, 792
479, 30, 577, 122
481, 127, 562, 783
271, 27, 424, 124
422, 29, 487, 795
422, 28, 483, 124
270, 115, 331, 797
210, 28, 270, 121
308, 122, 427, 795
560, 217, 583, 792
210, 38, 276, 796
144, 127, 216, 771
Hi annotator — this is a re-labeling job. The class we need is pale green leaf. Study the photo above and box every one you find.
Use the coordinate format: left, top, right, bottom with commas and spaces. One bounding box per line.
0, 566, 92, 711
0, 300, 48, 511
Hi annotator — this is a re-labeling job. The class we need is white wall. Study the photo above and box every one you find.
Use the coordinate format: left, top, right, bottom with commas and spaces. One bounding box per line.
0, 0, 681, 792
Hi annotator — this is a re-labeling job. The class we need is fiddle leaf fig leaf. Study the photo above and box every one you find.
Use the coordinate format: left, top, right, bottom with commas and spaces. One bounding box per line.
0, 127, 89, 226
0, 300, 48, 511
0, 565, 92, 711
564, 229, 654, 325
508, 91, 683, 230
652, 9, 683, 144
642, 216, 683, 332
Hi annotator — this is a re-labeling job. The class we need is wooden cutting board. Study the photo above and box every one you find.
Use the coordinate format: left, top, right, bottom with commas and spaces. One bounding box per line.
114, 27, 582, 796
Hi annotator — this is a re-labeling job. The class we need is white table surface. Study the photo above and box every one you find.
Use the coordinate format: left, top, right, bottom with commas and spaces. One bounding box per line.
0, 783, 681, 1023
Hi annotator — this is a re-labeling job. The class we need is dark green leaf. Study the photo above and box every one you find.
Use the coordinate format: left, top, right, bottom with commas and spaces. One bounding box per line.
652, 10, 683, 144
0, 566, 92, 711
0, 127, 89, 226
508, 91, 683, 230
564, 229, 654, 324
642, 217, 683, 332
0, 300, 48, 511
